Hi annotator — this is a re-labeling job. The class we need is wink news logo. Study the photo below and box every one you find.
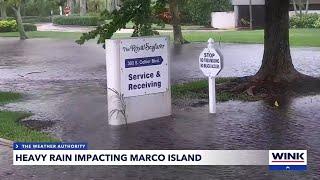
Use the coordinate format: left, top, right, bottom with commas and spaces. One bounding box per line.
269, 150, 307, 171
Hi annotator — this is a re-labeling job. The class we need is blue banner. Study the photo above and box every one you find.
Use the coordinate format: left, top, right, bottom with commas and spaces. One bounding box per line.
13, 142, 88, 150
125, 56, 163, 68
269, 165, 307, 171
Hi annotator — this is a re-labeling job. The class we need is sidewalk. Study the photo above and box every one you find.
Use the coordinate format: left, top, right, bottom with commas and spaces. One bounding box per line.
0, 145, 13, 176
35, 23, 231, 34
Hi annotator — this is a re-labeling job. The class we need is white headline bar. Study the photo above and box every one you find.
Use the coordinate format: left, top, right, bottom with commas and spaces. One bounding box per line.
13, 150, 268, 166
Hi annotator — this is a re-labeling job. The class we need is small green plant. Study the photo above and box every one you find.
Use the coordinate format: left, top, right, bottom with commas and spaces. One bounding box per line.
108, 88, 128, 126
240, 18, 250, 27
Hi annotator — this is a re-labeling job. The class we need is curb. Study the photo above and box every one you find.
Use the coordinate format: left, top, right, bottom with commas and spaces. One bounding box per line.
0, 138, 13, 148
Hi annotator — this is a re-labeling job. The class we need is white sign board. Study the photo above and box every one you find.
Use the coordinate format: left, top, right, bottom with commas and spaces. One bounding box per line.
106, 36, 171, 125
199, 38, 223, 114
199, 46, 222, 77
120, 37, 169, 97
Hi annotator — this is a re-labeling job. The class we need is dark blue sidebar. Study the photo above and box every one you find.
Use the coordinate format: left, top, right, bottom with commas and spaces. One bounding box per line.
13, 142, 88, 150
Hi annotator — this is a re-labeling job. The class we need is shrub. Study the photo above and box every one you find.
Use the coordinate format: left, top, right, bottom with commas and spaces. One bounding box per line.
23, 23, 37, 31
290, 13, 320, 28
52, 15, 100, 26
0, 20, 17, 32
314, 17, 320, 28
180, 0, 232, 25
0, 20, 37, 32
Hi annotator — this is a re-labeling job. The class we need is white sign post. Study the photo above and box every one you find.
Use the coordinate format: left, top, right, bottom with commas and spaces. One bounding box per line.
199, 38, 223, 114
106, 36, 171, 125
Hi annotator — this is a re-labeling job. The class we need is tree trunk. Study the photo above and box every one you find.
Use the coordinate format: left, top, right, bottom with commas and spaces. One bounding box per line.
306, 0, 309, 14
169, 0, 186, 45
249, 0, 253, 29
292, 0, 298, 15
67, 0, 73, 14
298, 0, 303, 15
0, 0, 6, 19
254, 0, 300, 82
107, 0, 115, 12
12, 6, 28, 40
80, 0, 86, 16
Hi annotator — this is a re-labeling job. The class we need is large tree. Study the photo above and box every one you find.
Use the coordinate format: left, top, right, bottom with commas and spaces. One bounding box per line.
80, 0, 86, 16
107, 0, 121, 13
67, 0, 73, 14
77, 0, 186, 46
5, 0, 27, 39
0, 0, 7, 19
253, 0, 302, 83
169, 0, 186, 44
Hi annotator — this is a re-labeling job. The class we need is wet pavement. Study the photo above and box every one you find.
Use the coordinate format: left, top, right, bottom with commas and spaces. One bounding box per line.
172, 43, 320, 82
0, 38, 320, 179
36, 23, 134, 34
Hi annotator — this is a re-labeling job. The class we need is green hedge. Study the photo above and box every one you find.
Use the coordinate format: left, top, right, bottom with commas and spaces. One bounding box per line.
23, 23, 37, 31
0, 20, 37, 32
290, 13, 320, 28
52, 15, 100, 26
22, 16, 51, 23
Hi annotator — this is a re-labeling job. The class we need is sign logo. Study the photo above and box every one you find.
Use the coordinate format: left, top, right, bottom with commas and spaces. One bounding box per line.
269, 150, 307, 171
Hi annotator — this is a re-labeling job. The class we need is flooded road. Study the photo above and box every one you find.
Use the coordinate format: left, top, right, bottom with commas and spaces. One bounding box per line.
0, 38, 319, 179
1, 38, 320, 82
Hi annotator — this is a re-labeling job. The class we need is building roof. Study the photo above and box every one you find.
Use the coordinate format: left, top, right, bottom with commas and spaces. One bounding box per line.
232, 0, 264, 5
232, 0, 320, 6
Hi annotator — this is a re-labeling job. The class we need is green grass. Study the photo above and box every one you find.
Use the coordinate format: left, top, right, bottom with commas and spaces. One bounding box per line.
183, 30, 264, 44
0, 92, 22, 105
0, 111, 58, 142
0, 92, 58, 142
0, 31, 132, 40
172, 78, 257, 102
0, 31, 83, 39
1, 28, 320, 47
183, 28, 320, 47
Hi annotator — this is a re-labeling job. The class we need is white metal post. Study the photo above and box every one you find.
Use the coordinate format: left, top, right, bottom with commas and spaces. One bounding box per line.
106, 39, 123, 125
208, 76, 216, 114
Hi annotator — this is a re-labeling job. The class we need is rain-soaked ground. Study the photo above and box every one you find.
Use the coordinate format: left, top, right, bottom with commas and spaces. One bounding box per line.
0, 38, 320, 179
